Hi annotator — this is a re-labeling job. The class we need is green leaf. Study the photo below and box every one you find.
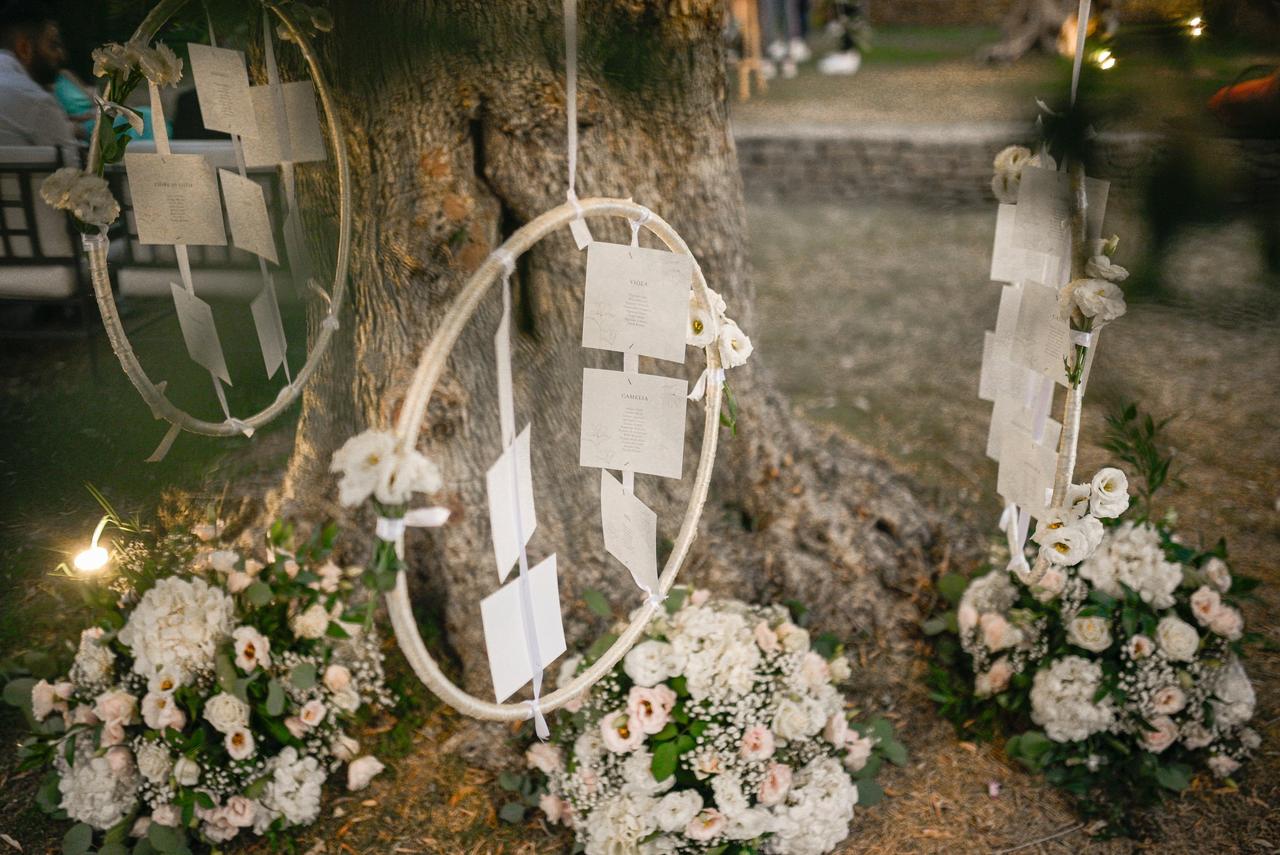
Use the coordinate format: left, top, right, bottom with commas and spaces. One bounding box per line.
582, 589, 612, 618
921, 616, 950, 636
855, 754, 882, 780
99, 844, 129, 855
811, 632, 840, 659
215, 653, 237, 694
245, 581, 273, 608
243, 775, 268, 799
2, 677, 36, 712
325, 621, 351, 639
290, 662, 317, 691
855, 778, 884, 806
194, 790, 215, 809
650, 723, 679, 742
36, 773, 61, 812
585, 633, 618, 663
651, 741, 678, 782
266, 680, 285, 717
688, 719, 708, 738
675, 734, 695, 754
62, 822, 93, 855
498, 801, 526, 824
881, 740, 908, 767
497, 771, 522, 791
664, 587, 688, 614
869, 717, 894, 744
147, 823, 183, 854
1155, 763, 1191, 791
937, 573, 969, 604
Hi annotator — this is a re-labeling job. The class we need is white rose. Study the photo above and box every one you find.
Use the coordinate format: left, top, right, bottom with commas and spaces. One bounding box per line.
980, 612, 1022, 652
716, 319, 753, 368
222, 795, 257, 829
772, 697, 822, 740
829, 656, 851, 682
203, 692, 250, 734
655, 790, 703, 832
291, 603, 330, 639
623, 640, 675, 687
1208, 605, 1244, 641
174, 756, 200, 786
1189, 586, 1221, 626
209, 550, 239, 574
346, 756, 385, 791
323, 664, 352, 693
1151, 685, 1186, 715
1203, 557, 1232, 593
136, 741, 172, 784
798, 651, 830, 690
1067, 616, 1112, 653
1155, 615, 1199, 662
1089, 468, 1130, 518
822, 713, 848, 746
331, 686, 361, 713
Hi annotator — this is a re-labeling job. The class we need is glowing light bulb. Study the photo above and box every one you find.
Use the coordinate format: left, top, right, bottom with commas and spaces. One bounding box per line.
73, 517, 111, 576
1099, 56, 1117, 70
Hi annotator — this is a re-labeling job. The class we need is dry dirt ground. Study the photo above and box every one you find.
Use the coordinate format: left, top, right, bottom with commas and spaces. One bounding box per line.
1, 199, 1277, 853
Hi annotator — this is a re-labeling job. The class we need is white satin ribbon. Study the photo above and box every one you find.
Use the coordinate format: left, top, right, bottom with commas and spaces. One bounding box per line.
93, 94, 144, 135
1070, 329, 1092, 347
629, 207, 651, 246
688, 367, 725, 402
374, 507, 451, 543
526, 699, 550, 740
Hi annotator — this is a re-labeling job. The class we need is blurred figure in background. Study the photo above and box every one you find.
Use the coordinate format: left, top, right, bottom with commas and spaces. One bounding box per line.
818, 0, 870, 75
759, 0, 808, 79
0, 0, 75, 147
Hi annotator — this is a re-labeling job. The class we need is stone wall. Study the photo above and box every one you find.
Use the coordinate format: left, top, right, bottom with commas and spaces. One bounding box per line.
732, 121, 1280, 208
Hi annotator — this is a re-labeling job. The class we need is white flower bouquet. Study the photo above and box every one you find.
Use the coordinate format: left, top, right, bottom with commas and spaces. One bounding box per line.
3, 516, 391, 853
510, 591, 904, 855
927, 407, 1261, 832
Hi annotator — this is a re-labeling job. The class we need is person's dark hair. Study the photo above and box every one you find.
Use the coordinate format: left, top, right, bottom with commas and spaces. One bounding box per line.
0, 0, 55, 50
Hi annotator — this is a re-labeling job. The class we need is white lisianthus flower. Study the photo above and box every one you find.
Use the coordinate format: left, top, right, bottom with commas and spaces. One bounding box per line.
600, 709, 645, 753
990, 145, 1039, 203
173, 756, 200, 786
330, 430, 397, 507
1143, 716, 1179, 753
1076, 515, 1104, 554
1067, 616, 1112, 653
687, 291, 717, 348
1084, 254, 1129, 282
225, 727, 256, 760
1038, 524, 1091, 565
138, 43, 183, 86
203, 692, 250, 734
1065, 483, 1092, 518
1127, 634, 1155, 659
346, 756, 385, 791
233, 625, 271, 672
654, 789, 702, 832
1072, 278, 1127, 324
291, 603, 330, 639
298, 699, 327, 728
1155, 615, 1199, 662
1203, 557, 1232, 593
1089, 468, 1130, 518
141, 690, 186, 731
716, 319, 753, 368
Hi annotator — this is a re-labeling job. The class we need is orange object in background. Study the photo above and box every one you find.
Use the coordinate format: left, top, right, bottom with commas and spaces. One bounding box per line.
1208, 67, 1280, 137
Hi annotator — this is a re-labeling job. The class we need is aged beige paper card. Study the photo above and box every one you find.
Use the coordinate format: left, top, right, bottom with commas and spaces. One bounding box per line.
990, 203, 1065, 286
582, 242, 691, 363
124, 153, 227, 246
170, 283, 230, 384
1011, 281, 1073, 386
487, 425, 537, 583
600, 470, 659, 594
480, 554, 566, 703
1012, 166, 1110, 256
186, 44, 258, 138
241, 81, 326, 167
580, 368, 687, 479
249, 279, 288, 379
219, 169, 278, 264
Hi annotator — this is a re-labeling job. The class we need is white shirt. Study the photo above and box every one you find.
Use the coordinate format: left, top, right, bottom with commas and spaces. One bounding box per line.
0, 49, 76, 147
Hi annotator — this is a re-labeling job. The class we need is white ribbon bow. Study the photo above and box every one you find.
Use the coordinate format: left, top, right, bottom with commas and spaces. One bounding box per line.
688, 367, 725, 402
374, 507, 452, 543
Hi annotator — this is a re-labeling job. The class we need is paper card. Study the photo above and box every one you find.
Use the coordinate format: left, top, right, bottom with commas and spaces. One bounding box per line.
569, 217, 593, 250
124, 153, 227, 246
1011, 281, 1073, 386
241, 81, 327, 167
283, 209, 314, 294
487, 425, 537, 582
990, 204, 1066, 286
170, 283, 230, 384
600, 470, 659, 594
480, 553, 567, 703
219, 170, 278, 264
997, 424, 1058, 522
250, 279, 288, 379
580, 368, 687, 479
186, 44, 258, 138
986, 371, 1053, 461
1012, 167, 1110, 256
582, 242, 691, 363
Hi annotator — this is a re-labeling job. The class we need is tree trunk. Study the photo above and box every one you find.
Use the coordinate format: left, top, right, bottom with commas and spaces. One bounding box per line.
279, 0, 968, 697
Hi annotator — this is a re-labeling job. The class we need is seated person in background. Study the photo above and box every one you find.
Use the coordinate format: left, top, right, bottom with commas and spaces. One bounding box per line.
0, 0, 76, 147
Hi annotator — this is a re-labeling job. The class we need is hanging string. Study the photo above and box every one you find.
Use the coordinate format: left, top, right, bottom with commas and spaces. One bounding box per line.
564, 0, 578, 204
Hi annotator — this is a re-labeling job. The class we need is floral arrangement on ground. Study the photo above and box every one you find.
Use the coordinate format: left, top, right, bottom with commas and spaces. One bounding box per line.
926, 405, 1262, 832
2, 511, 395, 855
503, 589, 906, 855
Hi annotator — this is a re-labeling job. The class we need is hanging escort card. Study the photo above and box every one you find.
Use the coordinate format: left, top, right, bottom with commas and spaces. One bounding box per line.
996, 422, 1059, 522
170, 283, 231, 384
1012, 166, 1109, 256
242, 81, 327, 167
479, 553, 567, 702
1010, 280, 1074, 387
186, 43, 258, 138
249, 280, 289, 379
599, 470, 659, 595
124, 153, 227, 246
486, 425, 538, 583
581, 242, 691, 363
580, 368, 686, 479
990, 203, 1066, 287
218, 170, 279, 264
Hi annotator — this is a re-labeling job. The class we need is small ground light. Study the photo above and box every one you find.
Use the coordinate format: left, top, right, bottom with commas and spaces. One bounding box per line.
1094, 49, 1116, 70
73, 517, 111, 575
1188, 17, 1205, 37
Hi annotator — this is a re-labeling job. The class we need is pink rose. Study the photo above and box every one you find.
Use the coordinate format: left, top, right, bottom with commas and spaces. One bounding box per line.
626, 686, 672, 735
753, 621, 780, 653
1209, 606, 1243, 641
980, 613, 1020, 652
798, 652, 831, 689
823, 713, 848, 746
525, 742, 563, 775
1151, 685, 1186, 715
284, 716, 307, 739
299, 699, 327, 728
685, 808, 727, 841
758, 762, 792, 806
538, 793, 566, 824
225, 571, 254, 594
94, 690, 138, 725
843, 733, 874, 772
1143, 716, 1178, 753
222, 795, 256, 828
70, 704, 99, 727
323, 664, 352, 693
151, 804, 180, 827
1189, 586, 1221, 626
600, 710, 644, 753
100, 718, 127, 747
958, 604, 978, 634
689, 589, 711, 606
740, 725, 776, 761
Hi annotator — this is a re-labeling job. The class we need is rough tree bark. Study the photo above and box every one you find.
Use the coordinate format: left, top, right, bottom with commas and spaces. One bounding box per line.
277, 0, 971, 698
